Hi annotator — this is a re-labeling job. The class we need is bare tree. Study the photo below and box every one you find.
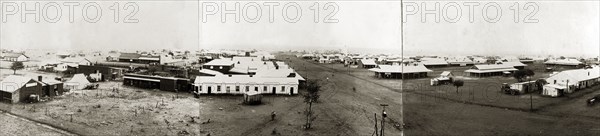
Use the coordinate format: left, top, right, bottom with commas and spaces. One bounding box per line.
303, 80, 321, 129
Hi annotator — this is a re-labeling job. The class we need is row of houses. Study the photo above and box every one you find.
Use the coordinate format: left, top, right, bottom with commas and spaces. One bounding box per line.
361, 59, 527, 79
39, 57, 93, 72
118, 51, 305, 95
307, 52, 590, 70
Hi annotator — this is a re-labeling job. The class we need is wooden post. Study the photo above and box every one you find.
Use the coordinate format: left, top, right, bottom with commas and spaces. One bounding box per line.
305, 99, 312, 129
529, 77, 533, 111
374, 113, 378, 136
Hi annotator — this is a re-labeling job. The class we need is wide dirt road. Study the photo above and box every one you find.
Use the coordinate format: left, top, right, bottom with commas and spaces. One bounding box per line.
283, 54, 600, 136
284, 55, 405, 136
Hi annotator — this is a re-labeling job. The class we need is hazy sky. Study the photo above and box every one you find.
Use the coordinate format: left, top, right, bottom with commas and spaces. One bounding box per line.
403, 1, 600, 57
0, 1, 598, 57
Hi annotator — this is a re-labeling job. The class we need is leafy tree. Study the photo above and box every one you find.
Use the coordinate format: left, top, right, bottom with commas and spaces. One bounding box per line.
453, 80, 464, 94
513, 69, 535, 82
147, 66, 160, 75
10, 61, 24, 74
535, 79, 547, 92
63, 68, 75, 75
303, 80, 321, 129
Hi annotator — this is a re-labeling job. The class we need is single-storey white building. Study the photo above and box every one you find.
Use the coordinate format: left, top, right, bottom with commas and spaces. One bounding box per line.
61, 57, 92, 66
359, 59, 378, 68
543, 66, 600, 97
542, 84, 567, 97
193, 75, 299, 95
1, 53, 29, 62
369, 64, 433, 79
544, 59, 583, 67
465, 64, 518, 77
419, 58, 449, 68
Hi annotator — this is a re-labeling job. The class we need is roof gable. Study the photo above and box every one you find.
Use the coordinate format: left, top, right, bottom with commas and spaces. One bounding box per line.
546, 67, 600, 83
0, 75, 35, 93
360, 59, 377, 65
3, 53, 28, 58
119, 53, 142, 59
369, 65, 432, 73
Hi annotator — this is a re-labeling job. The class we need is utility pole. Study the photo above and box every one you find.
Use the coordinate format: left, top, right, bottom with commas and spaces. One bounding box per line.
529, 76, 533, 111
380, 104, 389, 136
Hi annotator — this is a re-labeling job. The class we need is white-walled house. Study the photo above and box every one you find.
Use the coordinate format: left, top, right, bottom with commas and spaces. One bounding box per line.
61, 57, 92, 66
543, 66, 600, 97
1, 53, 29, 62
193, 75, 299, 95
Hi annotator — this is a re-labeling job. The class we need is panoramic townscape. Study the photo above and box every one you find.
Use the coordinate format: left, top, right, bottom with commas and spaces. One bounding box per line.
1, 0, 599, 136
0, 48, 599, 135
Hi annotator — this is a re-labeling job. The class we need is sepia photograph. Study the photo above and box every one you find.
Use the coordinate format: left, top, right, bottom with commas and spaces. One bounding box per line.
0, 0, 598, 135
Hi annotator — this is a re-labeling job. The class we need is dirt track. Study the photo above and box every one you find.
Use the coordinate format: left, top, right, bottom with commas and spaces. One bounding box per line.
0, 111, 75, 136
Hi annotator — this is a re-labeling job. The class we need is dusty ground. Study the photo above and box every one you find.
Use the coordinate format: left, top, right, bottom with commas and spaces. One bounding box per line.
0, 111, 68, 136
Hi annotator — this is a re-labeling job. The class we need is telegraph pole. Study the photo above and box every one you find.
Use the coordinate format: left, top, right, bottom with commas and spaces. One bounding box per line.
380, 104, 389, 136
529, 76, 533, 111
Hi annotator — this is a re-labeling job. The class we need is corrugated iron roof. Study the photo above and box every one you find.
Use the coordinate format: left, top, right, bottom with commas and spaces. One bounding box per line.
368, 65, 432, 73
0, 75, 34, 93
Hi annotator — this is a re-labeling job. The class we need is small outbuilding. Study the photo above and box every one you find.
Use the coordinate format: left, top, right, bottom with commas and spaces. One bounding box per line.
243, 91, 263, 105
65, 74, 91, 90
431, 71, 454, 85
0, 75, 42, 103
359, 59, 378, 68
542, 84, 566, 97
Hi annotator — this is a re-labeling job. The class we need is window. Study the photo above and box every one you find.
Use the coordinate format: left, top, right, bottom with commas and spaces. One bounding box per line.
263, 86, 267, 92
226, 86, 231, 91
217, 85, 221, 92
235, 86, 240, 92
255, 87, 258, 91
199, 86, 202, 91
290, 87, 294, 93
281, 86, 285, 92
245, 86, 250, 92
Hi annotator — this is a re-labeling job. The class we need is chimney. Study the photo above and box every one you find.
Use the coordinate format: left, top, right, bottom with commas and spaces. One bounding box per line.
38, 76, 42, 82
